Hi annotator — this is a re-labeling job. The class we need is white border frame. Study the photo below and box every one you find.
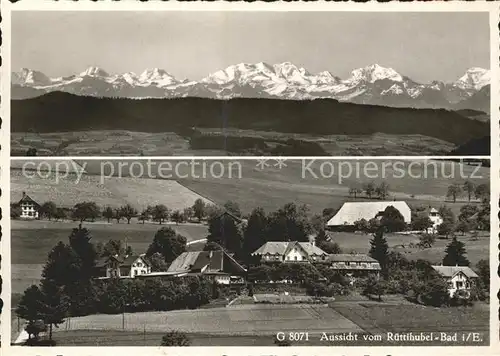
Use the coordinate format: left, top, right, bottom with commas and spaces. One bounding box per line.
1, 1, 499, 356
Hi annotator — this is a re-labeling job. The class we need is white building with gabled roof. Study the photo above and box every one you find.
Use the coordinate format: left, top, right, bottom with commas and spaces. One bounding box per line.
326, 201, 411, 227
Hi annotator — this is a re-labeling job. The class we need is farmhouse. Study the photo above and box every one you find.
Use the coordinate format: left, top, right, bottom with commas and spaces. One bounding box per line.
327, 254, 381, 277
163, 250, 247, 284
94, 254, 151, 279
427, 207, 443, 233
17, 192, 41, 219
431, 265, 479, 298
251, 241, 328, 263
326, 201, 411, 228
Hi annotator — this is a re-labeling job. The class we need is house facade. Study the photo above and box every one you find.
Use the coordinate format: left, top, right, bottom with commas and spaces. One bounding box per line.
251, 241, 328, 264
432, 265, 479, 297
95, 254, 151, 279
427, 208, 443, 233
326, 201, 412, 228
18, 192, 40, 219
327, 254, 381, 282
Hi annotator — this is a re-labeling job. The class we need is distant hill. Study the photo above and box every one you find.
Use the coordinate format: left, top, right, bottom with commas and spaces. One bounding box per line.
11, 91, 489, 146
448, 136, 490, 156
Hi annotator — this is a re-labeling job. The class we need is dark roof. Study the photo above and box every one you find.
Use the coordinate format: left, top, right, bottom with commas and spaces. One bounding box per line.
432, 266, 479, 278
327, 254, 379, 263
95, 254, 148, 268
167, 250, 246, 275
18, 194, 41, 207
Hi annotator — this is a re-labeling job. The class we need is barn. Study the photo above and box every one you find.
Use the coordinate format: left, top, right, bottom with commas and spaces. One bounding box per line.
326, 201, 411, 228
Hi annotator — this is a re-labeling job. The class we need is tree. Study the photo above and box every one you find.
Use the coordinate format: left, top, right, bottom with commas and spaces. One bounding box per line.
114, 208, 122, 223
11, 204, 22, 219
242, 207, 268, 263
138, 209, 149, 224
348, 186, 362, 199
317, 241, 341, 254
363, 181, 376, 199
458, 205, 479, 222
148, 252, 169, 272
207, 212, 244, 255
146, 227, 187, 264
437, 221, 454, 238
54, 208, 68, 221
26, 147, 37, 156
72, 202, 100, 222
40, 201, 57, 221
411, 215, 433, 232
120, 204, 138, 224
223, 200, 242, 218
474, 183, 490, 202
171, 210, 185, 224
455, 220, 471, 235
68, 225, 97, 280
476, 259, 489, 289
369, 228, 389, 276
102, 239, 125, 257
462, 180, 476, 202
39, 278, 69, 340
363, 275, 386, 301
380, 206, 407, 232
442, 236, 470, 266
103, 206, 114, 223
266, 203, 312, 242
322, 207, 336, 219
476, 202, 490, 231
367, 218, 381, 233
415, 275, 450, 307
183, 207, 194, 222
375, 182, 390, 200
152, 204, 169, 224
418, 234, 436, 248
161, 331, 191, 346
16, 285, 45, 340
446, 184, 462, 203
193, 198, 206, 221
353, 219, 369, 233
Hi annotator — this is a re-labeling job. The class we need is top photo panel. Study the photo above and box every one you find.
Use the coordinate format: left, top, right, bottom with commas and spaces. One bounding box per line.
11, 10, 492, 157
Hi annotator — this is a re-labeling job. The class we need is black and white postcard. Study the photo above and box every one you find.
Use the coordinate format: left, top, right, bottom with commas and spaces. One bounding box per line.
0, 2, 498, 356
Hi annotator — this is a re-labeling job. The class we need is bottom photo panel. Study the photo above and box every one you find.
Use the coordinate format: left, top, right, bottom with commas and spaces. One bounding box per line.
10, 158, 492, 347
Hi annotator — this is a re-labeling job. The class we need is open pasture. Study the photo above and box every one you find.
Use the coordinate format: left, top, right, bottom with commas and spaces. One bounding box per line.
11, 167, 213, 210
73, 159, 490, 216
12, 130, 455, 156
328, 231, 489, 267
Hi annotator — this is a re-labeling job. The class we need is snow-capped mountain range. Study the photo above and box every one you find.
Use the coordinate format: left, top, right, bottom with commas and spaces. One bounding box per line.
11, 63, 491, 112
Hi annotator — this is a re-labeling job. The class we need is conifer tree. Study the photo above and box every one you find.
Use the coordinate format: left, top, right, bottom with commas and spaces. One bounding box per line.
442, 236, 470, 266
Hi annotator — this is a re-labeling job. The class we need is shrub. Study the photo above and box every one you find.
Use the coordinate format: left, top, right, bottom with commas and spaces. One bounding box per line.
161, 331, 191, 346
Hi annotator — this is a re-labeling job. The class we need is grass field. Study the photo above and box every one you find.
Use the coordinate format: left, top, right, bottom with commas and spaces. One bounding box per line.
45, 302, 489, 346
327, 231, 489, 267
11, 220, 208, 295
11, 168, 213, 210
11, 130, 455, 156
71, 158, 490, 216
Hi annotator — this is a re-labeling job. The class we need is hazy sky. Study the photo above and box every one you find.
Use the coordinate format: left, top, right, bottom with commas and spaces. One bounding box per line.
12, 11, 490, 82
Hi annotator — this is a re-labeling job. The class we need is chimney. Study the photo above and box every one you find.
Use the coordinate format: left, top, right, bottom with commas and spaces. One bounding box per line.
22, 191, 26, 199
209, 250, 213, 259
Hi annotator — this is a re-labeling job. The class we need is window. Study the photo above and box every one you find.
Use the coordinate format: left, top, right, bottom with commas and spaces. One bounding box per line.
137, 262, 143, 267
294, 256, 297, 261
134, 270, 138, 276
456, 281, 463, 288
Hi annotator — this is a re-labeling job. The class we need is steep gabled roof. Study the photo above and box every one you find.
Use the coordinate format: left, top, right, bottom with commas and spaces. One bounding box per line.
432, 265, 479, 278
327, 201, 411, 226
167, 250, 246, 275
17, 193, 41, 207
